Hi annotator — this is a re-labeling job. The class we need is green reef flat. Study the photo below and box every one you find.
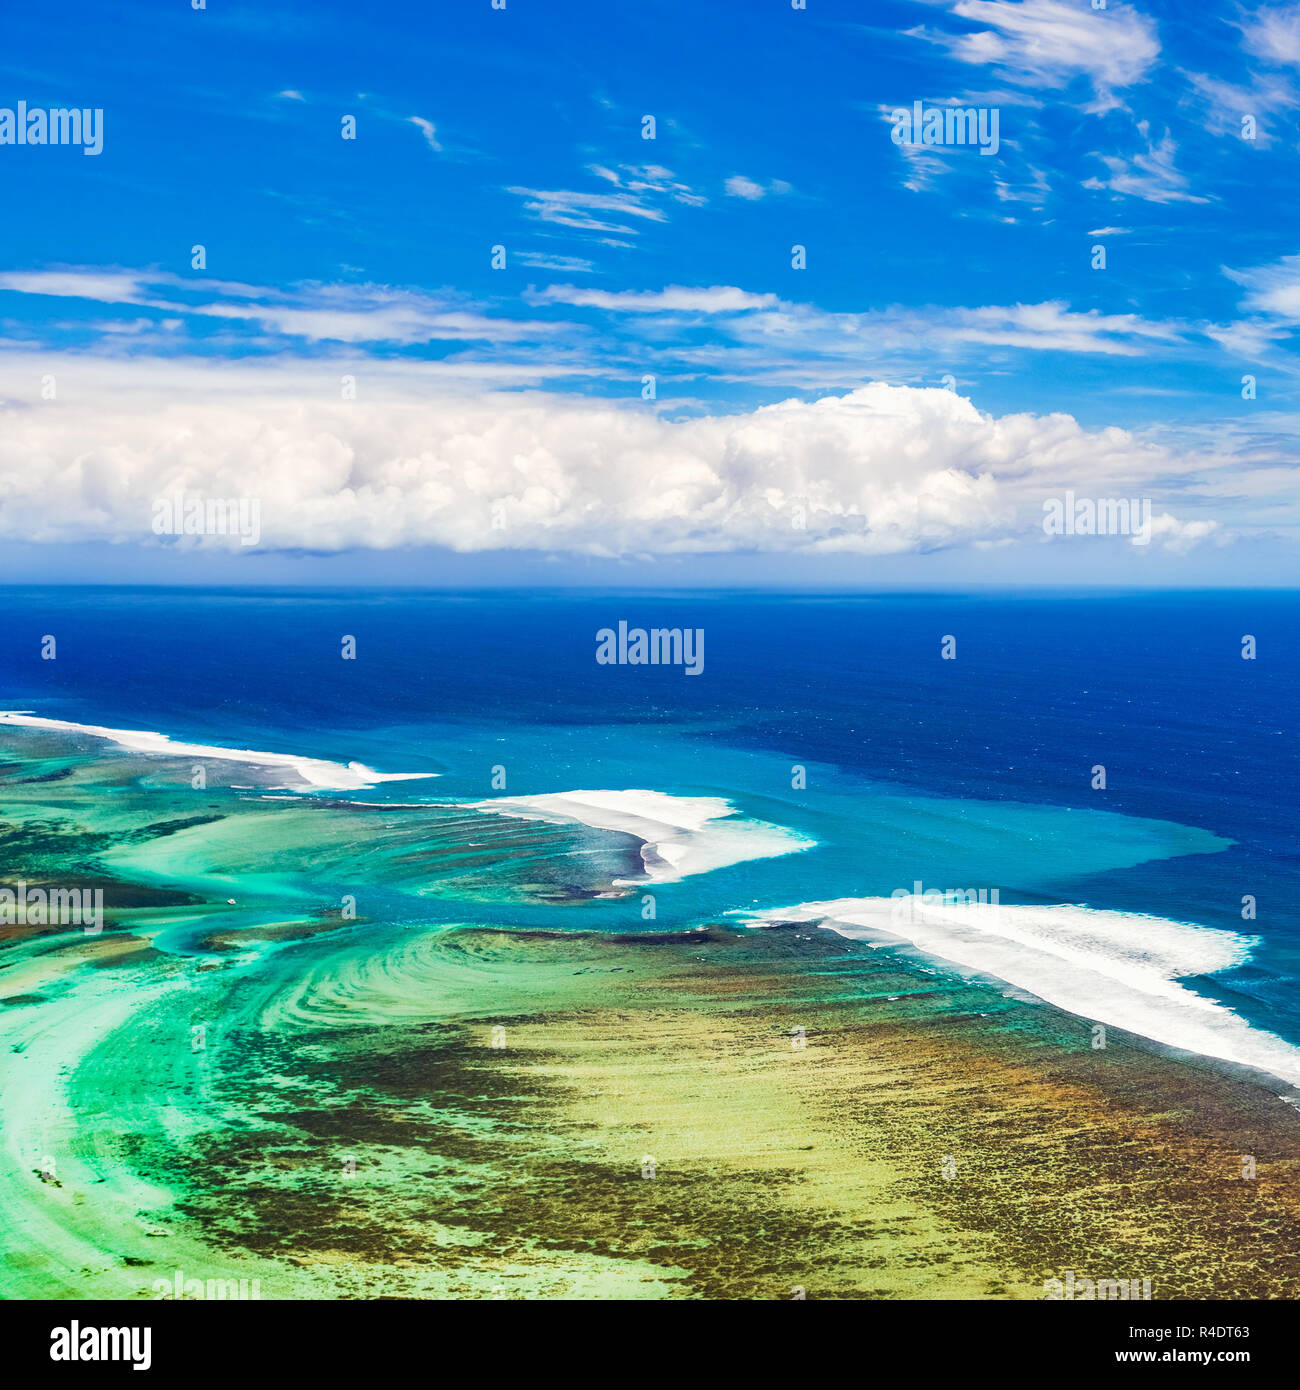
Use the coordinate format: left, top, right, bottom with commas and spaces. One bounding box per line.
2, 725, 1299, 1301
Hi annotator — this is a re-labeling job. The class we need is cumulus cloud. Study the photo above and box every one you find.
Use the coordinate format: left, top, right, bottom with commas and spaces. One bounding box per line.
0, 360, 1222, 558
1148, 512, 1222, 553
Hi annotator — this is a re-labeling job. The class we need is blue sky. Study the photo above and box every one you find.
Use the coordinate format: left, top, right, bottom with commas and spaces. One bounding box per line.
1, 0, 1298, 585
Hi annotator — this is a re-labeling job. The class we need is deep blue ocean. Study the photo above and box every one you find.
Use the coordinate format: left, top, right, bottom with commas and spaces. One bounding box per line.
1, 587, 1296, 1069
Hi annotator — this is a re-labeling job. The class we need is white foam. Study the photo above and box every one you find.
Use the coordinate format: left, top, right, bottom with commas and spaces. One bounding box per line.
739, 895, 1300, 1089
473, 788, 814, 883
0, 712, 436, 792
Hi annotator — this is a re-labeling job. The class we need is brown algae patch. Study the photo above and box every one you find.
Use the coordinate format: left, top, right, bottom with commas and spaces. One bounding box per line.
152, 927, 1300, 1299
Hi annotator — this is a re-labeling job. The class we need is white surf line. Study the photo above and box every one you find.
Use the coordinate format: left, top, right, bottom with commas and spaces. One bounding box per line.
472, 788, 815, 883
0, 712, 437, 792
738, 895, 1300, 1092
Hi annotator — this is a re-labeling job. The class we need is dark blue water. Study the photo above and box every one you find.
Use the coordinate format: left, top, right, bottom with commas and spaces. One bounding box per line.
1, 587, 1296, 1052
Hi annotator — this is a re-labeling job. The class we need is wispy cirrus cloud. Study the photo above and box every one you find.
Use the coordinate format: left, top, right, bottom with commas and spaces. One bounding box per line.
1223, 250, 1300, 319
1241, 2, 1300, 66
0, 268, 563, 346
724, 297, 1184, 365
587, 164, 706, 204
1, 265, 1290, 392
918, 0, 1160, 112
723, 174, 792, 200
515, 252, 596, 274
508, 164, 705, 240
525, 285, 779, 313
506, 185, 667, 237
407, 116, 442, 152
1083, 122, 1208, 203
518, 281, 1192, 370
1181, 69, 1298, 143
874, 103, 1050, 212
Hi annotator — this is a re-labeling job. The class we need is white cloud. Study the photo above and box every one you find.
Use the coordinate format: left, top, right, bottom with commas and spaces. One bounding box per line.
506, 185, 669, 234
515, 252, 596, 273
1201, 320, 1289, 358
728, 297, 1183, 362
1083, 122, 1208, 203
724, 175, 792, 200
1224, 250, 1300, 319
1242, 3, 1300, 66
1182, 70, 1298, 143
525, 284, 779, 313
877, 104, 1050, 204
942, 300, 1180, 350
892, 140, 954, 193
0, 362, 1226, 558
0, 268, 560, 346
588, 164, 706, 205
407, 116, 442, 152
931, 0, 1160, 111
993, 162, 1052, 207
725, 175, 765, 200
189, 298, 553, 344
508, 164, 704, 238
0, 269, 155, 303
0, 268, 1203, 381
1147, 512, 1222, 553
